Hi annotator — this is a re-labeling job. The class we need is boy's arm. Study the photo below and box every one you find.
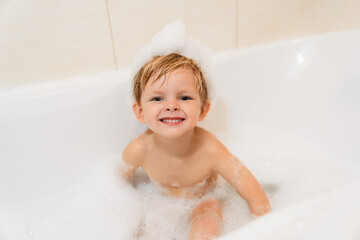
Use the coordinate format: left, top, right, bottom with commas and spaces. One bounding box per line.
212, 142, 271, 216
120, 139, 143, 181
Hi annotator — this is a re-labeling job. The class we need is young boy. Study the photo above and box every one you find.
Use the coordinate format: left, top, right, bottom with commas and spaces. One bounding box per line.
122, 53, 270, 240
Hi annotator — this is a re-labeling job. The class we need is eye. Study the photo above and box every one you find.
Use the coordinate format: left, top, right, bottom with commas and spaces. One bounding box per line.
150, 96, 163, 101
179, 96, 192, 101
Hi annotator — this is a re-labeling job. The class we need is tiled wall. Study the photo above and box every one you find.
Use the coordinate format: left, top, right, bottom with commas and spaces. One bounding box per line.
1, 0, 360, 88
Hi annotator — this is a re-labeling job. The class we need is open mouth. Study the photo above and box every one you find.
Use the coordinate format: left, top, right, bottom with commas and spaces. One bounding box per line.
160, 118, 185, 124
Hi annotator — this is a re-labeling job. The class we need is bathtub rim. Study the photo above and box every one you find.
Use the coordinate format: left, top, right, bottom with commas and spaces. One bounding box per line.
1, 28, 360, 100
0, 69, 131, 102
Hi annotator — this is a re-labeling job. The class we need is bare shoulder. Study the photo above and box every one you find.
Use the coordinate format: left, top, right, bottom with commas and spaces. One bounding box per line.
196, 127, 228, 149
196, 128, 245, 183
195, 127, 232, 162
122, 130, 151, 167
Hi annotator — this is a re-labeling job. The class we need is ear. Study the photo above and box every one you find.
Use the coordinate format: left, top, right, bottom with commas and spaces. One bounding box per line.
198, 100, 210, 121
132, 102, 145, 124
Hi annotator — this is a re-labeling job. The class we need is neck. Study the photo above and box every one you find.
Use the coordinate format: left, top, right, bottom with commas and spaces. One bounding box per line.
153, 128, 197, 157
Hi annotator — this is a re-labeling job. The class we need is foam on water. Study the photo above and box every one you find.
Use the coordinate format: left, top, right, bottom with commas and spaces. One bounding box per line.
1, 125, 358, 240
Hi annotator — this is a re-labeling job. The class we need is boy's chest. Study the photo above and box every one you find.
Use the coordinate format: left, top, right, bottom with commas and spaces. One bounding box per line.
141, 153, 213, 188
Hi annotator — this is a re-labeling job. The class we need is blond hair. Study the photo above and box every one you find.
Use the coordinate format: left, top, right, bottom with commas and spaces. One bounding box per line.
132, 53, 208, 106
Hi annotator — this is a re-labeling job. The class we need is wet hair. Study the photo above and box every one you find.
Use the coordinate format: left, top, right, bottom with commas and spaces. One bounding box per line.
132, 53, 208, 106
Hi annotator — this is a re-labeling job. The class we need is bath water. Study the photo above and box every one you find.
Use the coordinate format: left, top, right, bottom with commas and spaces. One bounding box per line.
0, 127, 356, 240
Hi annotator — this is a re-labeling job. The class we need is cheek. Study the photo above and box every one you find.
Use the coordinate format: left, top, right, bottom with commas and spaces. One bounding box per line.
183, 103, 202, 118
143, 104, 162, 120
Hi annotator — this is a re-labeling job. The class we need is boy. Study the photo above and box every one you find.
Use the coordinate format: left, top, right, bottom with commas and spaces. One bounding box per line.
122, 53, 270, 240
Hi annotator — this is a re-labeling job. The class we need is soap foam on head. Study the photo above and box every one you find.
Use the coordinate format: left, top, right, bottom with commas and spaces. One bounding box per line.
130, 20, 217, 103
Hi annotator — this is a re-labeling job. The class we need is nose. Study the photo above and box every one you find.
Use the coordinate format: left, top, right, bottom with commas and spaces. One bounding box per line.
167, 106, 178, 111
166, 101, 180, 111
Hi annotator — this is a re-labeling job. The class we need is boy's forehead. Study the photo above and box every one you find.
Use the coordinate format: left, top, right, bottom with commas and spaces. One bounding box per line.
146, 68, 196, 89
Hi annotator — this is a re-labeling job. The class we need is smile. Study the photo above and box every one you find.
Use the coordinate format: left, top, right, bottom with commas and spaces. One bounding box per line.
160, 118, 185, 124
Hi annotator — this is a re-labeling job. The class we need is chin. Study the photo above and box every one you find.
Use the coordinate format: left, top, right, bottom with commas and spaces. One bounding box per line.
160, 127, 196, 139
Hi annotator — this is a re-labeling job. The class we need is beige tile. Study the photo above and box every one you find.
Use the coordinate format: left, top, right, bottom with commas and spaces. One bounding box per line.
108, 0, 237, 68
0, 0, 115, 88
299, 0, 360, 33
237, 0, 360, 47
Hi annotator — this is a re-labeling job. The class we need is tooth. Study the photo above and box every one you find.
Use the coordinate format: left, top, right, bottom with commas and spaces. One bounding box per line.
162, 119, 183, 123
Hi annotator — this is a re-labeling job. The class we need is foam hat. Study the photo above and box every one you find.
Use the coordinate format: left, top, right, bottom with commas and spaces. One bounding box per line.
130, 20, 216, 102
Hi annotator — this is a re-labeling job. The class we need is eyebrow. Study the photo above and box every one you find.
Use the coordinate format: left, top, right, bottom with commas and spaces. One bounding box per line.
146, 88, 197, 95
148, 90, 164, 95
177, 89, 198, 95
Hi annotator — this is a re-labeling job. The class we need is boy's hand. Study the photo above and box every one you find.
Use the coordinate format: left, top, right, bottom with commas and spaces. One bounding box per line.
249, 201, 271, 216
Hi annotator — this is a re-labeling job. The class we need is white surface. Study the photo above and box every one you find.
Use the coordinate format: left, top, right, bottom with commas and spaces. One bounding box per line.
1, 30, 360, 239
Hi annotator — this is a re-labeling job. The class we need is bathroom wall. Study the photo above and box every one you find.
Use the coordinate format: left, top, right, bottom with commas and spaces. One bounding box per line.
1, 0, 360, 88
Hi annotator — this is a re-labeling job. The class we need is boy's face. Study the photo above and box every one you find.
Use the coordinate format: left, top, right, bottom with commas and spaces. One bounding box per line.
133, 68, 210, 139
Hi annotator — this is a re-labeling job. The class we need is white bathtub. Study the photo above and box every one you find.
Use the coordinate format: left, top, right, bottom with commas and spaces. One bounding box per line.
1, 30, 360, 240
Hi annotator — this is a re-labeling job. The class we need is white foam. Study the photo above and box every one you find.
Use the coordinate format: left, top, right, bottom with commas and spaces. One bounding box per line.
1, 129, 359, 240
130, 20, 217, 103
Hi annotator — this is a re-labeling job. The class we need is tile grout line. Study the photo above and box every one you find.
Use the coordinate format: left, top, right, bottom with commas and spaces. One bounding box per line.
105, 0, 118, 70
